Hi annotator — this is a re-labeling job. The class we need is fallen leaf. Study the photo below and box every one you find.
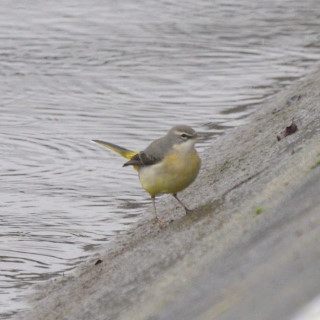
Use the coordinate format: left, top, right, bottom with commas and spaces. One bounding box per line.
94, 259, 103, 265
277, 119, 298, 141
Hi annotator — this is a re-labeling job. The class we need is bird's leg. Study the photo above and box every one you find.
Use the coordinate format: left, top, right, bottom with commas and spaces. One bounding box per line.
151, 195, 157, 221
173, 193, 191, 214
151, 195, 165, 226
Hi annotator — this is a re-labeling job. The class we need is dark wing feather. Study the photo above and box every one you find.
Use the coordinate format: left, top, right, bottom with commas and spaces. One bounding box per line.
123, 151, 160, 167
123, 135, 172, 167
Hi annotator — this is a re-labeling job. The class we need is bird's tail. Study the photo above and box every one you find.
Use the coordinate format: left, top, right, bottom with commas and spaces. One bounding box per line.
91, 140, 138, 160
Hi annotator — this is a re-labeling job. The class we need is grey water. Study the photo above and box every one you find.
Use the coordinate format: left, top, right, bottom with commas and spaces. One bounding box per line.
1, 0, 320, 318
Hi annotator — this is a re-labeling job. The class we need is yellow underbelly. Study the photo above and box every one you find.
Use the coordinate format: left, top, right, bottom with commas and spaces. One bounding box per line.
138, 150, 201, 196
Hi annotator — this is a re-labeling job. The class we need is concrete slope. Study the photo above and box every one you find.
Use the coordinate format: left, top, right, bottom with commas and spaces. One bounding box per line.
24, 69, 320, 320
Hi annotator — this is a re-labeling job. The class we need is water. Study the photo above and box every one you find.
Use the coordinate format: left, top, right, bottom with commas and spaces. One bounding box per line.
1, 0, 320, 317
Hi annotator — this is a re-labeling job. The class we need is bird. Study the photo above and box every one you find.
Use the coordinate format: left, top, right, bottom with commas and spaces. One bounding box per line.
92, 125, 201, 224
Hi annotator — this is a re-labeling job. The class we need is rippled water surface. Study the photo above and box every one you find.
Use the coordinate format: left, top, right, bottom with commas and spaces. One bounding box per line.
1, 0, 320, 317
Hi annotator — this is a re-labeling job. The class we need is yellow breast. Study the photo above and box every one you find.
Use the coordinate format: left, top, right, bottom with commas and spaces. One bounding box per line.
138, 149, 201, 196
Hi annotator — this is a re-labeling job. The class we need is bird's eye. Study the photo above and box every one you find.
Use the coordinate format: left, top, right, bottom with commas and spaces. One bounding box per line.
181, 133, 188, 139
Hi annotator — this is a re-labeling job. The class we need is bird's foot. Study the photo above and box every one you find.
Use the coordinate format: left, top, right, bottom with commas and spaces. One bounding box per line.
152, 217, 166, 228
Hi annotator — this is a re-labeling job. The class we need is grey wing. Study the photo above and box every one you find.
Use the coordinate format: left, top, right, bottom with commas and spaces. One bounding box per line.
122, 151, 158, 167
123, 136, 171, 167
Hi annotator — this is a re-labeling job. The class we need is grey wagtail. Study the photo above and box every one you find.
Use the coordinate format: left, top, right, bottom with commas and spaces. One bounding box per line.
92, 125, 201, 223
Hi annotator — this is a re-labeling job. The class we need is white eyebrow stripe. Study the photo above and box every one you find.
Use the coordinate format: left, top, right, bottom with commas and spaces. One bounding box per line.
174, 130, 193, 137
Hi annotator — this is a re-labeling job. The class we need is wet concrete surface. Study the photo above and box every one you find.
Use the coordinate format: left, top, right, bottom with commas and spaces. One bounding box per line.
23, 69, 320, 320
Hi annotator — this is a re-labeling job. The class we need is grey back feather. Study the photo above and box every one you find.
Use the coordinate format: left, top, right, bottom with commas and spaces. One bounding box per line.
123, 125, 196, 167
123, 135, 172, 167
